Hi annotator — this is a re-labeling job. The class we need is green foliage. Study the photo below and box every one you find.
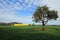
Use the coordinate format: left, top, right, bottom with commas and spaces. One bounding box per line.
33, 5, 58, 25
47, 10, 58, 20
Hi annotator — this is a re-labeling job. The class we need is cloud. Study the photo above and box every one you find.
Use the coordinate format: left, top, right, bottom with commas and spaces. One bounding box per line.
0, 0, 42, 10
0, 9, 32, 24
0, 0, 41, 23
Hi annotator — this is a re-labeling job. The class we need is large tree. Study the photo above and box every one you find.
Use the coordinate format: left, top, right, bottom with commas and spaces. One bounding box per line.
32, 5, 58, 30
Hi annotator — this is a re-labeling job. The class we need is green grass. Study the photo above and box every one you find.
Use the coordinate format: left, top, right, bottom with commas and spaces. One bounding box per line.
0, 25, 60, 40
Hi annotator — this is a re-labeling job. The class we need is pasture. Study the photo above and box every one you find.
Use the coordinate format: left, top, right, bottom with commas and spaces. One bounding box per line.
0, 25, 60, 40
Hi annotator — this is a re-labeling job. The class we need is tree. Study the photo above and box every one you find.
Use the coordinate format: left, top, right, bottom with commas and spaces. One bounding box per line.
32, 5, 58, 30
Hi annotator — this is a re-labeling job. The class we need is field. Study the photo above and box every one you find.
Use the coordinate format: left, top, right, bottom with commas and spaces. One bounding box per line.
0, 25, 60, 40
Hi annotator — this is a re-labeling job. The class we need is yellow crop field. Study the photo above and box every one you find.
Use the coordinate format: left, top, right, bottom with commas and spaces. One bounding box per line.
13, 24, 29, 26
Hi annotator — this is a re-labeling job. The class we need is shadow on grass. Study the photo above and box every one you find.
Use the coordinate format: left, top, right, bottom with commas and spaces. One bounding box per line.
0, 28, 60, 40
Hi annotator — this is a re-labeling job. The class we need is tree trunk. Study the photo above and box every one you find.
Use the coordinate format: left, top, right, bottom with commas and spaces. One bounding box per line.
41, 20, 45, 30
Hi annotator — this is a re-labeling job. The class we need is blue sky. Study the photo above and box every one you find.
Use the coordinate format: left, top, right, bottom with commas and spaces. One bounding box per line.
0, 0, 60, 25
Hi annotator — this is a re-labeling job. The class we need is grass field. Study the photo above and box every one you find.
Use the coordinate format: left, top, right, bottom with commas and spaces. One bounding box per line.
0, 25, 60, 40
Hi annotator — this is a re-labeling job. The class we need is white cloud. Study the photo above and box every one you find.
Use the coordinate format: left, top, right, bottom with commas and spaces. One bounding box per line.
0, 0, 41, 24
0, 7, 32, 24
0, 0, 42, 10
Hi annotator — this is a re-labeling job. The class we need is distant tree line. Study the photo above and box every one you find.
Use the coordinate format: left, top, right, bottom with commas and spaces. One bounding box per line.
0, 22, 22, 26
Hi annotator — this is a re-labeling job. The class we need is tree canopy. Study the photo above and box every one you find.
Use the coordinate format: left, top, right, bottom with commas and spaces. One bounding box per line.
32, 5, 58, 26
